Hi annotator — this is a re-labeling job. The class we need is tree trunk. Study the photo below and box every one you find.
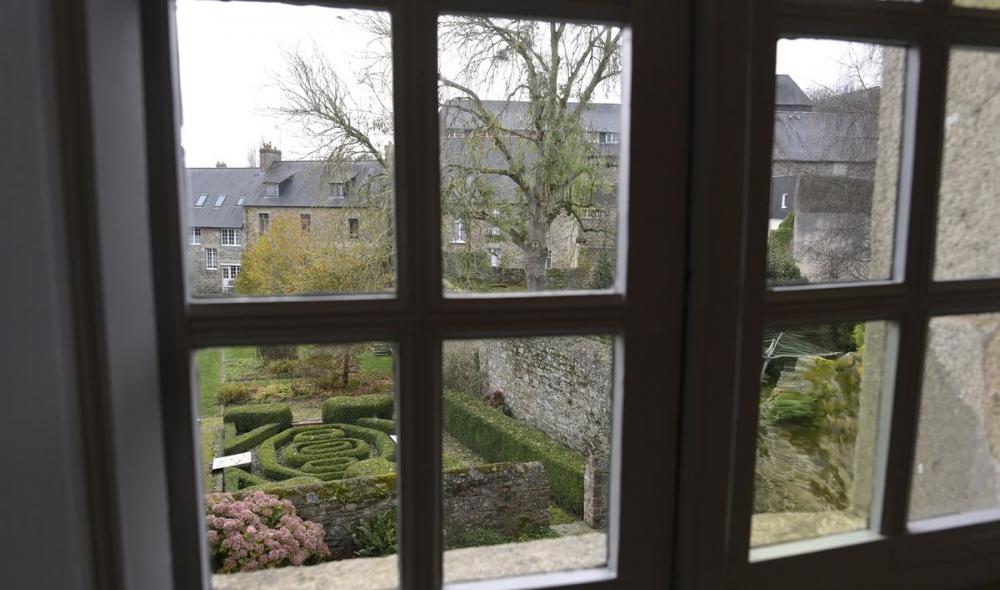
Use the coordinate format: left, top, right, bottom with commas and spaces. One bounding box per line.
341, 352, 351, 388
524, 203, 549, 291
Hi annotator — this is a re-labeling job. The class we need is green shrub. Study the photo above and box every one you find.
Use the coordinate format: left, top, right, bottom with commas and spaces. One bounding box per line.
352, 510, 397, 558
343, 457, 395, 478
224, 422, 284, 455
442, 341, 486, 396
266, 358, 298, 377
356, 417, 395, 434
251, 383, 294, 403
223, 467, 266, 491
217, 382, 257, 405
443, 390, 586, 515
223, 403, 292, 434
322, 393, 393, 424
445, 527, 507, 549
761, 391, 817, 424
259, 423, 396, 482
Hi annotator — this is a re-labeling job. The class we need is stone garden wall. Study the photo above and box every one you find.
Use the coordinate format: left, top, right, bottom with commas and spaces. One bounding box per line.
249, 461, 549, 559
480, 337, 613, 456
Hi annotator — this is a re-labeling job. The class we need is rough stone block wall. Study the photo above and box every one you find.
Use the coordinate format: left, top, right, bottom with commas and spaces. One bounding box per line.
791, 175, 875, 282
246, 461, 549, 559
187, 227, 243, 296
480, 336, 613, 456
583, 455, 609, 528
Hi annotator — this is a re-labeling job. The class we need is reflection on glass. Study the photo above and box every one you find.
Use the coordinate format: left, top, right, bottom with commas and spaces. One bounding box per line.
767, 40, 906, 286
934, 48, 1000, 281
954, 0, 1000, 8
441, 337, 613, 583
177, 1, 395, 299
438, 17, 626, 294
910, 314, 1000, 522
752, 321, 893, 548
194, 342, 399, 588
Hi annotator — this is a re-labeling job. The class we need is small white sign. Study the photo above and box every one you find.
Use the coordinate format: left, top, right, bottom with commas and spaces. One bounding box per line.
389, 435, 398, 444
212, 452, 252, 471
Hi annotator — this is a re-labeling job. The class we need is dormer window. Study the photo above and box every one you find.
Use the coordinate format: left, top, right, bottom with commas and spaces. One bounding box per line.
213, 195, 226, 207
329, 183, 347, 198
195, 194, 208, 207
781, 193, 789, 209
265, 182, 279, 197
236, 197, 245, 206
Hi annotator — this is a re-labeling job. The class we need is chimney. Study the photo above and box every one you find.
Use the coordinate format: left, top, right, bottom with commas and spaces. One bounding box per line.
215, 161, 227, 168
259, 142, 281, 170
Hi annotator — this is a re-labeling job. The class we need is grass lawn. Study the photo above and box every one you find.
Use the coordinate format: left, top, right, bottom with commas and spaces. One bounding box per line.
357, 350, 393, 380
200, 415, 223, 491
196, 348, 222, 417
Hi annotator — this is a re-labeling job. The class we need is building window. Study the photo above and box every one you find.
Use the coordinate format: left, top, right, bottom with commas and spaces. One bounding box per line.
236, 196, 245, 206
349, 217, 359, 239
451, 218, 467, 244
301, 213, 311, 231
545, 250, 553, 269
599, 132, 619, 144
221, 264, 240, 292
329, 183, 347, 198
213, 194, 226, 207
486, 225, 501, 239
205, 248, 217, 270
265, 182, 279, 197
190, 227, 201, 245
488, 247, 501, 268
195, 194, 208, 207
221, 228, 241, 246
781, 193, 788, 209
258, 212, 269, 233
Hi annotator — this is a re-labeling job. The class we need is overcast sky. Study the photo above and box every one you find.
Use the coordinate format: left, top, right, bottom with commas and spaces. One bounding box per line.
176, 0, 875, 167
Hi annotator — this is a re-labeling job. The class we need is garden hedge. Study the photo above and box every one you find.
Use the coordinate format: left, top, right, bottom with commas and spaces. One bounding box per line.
223, 422, 284, 455
357, 417, 395, 434
223, 403, 292, 433
322, 394, 394, 424
259, 423, 397, 482
442, 390, 586, 515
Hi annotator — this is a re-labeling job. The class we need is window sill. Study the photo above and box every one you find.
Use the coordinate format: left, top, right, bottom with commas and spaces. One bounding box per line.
212, 532, 607, 590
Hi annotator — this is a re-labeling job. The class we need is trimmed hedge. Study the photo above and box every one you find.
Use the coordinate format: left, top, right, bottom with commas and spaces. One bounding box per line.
223, 403, 292, 433
357, 417, 395, 434
443, 390, 586, 515
223, 422, 284, 455
259, 423, 397, 482
343, 457, 395, 478
322, 394, 393, 424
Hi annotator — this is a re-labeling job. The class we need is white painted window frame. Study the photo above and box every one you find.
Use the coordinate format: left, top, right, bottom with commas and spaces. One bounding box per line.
204, 248, 217, 271
265, 182, 279, 197
220, 228, 240, 246
258, 211, 269, 233
190, 227, 201, 245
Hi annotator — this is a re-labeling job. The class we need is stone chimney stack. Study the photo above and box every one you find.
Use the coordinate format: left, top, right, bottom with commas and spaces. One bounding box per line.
259, 142, 281, 170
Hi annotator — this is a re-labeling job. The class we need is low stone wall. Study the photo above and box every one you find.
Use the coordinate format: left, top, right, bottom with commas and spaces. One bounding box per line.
480, 337, 613, 456
234, 461, 549, 559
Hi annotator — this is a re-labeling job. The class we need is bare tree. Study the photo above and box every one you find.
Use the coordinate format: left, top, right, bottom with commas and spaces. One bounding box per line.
274, 15, 622, 291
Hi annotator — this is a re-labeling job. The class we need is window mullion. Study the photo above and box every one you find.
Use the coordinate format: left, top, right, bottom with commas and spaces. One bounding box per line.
392, 0, 443, 588
878, 36, 949, 537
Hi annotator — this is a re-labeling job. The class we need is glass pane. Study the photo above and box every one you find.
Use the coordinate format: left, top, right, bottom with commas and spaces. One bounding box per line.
177, 1, 395, 299
441, 336, 613, 582
752, 321, 895, 548
934, 48, 1000, 281
910, 314, 1000, 522
768, 40, 906, 286
194, 342, 400, 589
438, 17, 627, 294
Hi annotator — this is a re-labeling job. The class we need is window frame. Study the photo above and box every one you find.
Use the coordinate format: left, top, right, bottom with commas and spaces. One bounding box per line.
220, 228, 240, 246
189, 227, 201, 245
140, 1, 689, 589
676, 1, 1000, 590
258, 211, 269, 233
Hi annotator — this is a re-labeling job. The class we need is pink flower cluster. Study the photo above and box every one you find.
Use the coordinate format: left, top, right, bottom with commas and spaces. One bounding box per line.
205, 490, 331, 573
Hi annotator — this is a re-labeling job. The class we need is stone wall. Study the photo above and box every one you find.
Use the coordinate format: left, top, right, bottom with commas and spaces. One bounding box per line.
791, 175, 874, 282
480, 337, 613, 456
188, 227, 243, 296
242, 461, 549, 559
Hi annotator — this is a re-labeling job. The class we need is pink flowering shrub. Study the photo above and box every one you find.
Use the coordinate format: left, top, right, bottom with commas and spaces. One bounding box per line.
205, 490, 330, 573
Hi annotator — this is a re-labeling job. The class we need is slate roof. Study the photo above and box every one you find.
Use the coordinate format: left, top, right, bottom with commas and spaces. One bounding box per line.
775, 74, 813, 111
186, 160, 383, 229
440, 99, 622, 134
772, 111, 878, 163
